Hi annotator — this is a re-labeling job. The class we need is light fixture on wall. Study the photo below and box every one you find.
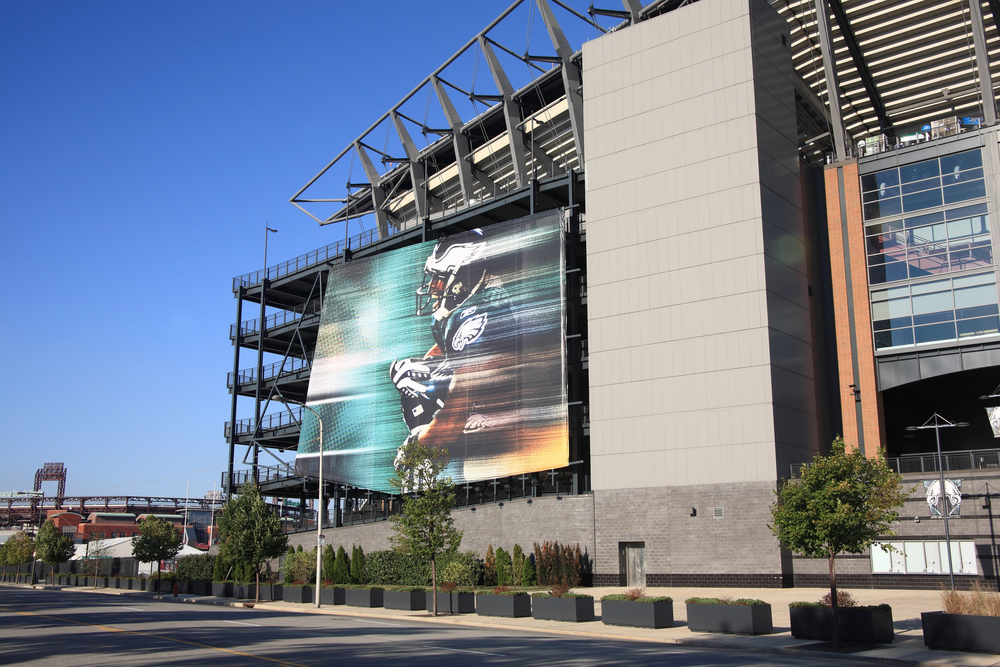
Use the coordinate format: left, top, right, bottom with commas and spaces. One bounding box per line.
470, 507, 476, 513
526, 499, 532, 505
914, 516, 920, 523
689, 507, 697, 517
498, 502, 504, 508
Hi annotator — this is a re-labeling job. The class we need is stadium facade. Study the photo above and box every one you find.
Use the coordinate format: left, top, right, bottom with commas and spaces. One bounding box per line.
226, 0, 1000, 588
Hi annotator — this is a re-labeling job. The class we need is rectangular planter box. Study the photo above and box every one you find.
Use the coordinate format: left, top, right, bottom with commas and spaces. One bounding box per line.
189, 582, 209, 596
57, 576, 69, 586
476, 593, 531, 618
790, 607, 894, 643
233, 584, 256, 600
157, 579, 176, 594
686, 603, 773, 635
922, 611, 1000, 653
259, 584, 282, 601
320, 587, 344, 605
532, 596, 595, 622
384, 590, 425, 611
212, 582, 233, 598
97, 577, 109, 588
345, 588, 384, 608
427, 591, 475, 614
602, 599, 674, 629
283, 586, 313, 604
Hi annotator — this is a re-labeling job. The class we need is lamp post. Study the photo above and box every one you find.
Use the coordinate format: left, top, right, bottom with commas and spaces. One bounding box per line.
254, 225, 278, 485
272, 386, 324, 608
905, 413, 967, 590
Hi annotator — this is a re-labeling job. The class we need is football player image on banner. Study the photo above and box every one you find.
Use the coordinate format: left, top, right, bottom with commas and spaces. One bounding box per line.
295, 211, 568, 492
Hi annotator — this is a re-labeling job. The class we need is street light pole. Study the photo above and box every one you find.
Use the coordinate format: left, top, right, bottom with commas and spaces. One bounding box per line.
272, 385, 324, 608
255, 225, 278, 485
906, 413, 967, 590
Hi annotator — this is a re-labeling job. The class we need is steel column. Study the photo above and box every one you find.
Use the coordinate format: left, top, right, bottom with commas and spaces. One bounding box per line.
391, 111, 428, 219
537, 0, 585, 168
814, 0, 849, 161
479, 36, 529, 189
355, 143, 390, 239
432, 75, 480, 205
228, 285, 245, 497
969, 0, 998, 126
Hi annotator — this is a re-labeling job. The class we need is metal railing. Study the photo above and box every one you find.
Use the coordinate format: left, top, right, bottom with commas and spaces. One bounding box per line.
224, 406, 303, 438
227, 356, 309, 388
790, 447, 1000, 478
231, 298, 323, 339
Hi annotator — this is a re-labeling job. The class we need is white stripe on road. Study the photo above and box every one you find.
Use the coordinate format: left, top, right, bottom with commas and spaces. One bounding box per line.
352, 619, 401, 627
118, 607, 143, 611
424, 645, 505, 657
222, 620, 261, 626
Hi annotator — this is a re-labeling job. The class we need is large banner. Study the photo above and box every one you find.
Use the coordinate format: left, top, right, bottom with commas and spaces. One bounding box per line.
295, 211, 568, 492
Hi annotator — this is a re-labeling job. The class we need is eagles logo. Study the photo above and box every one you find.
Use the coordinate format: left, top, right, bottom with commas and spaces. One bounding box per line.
450, 312, 488, 352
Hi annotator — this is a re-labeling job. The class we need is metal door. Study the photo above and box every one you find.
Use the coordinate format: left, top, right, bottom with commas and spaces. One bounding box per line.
618, 541, 645, 587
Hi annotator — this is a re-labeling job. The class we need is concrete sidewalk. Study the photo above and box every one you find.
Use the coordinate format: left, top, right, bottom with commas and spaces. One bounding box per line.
18, 583, 1000, 667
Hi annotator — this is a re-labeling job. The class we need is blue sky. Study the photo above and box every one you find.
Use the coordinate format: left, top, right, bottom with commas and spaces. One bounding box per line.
0, 1, 607, 500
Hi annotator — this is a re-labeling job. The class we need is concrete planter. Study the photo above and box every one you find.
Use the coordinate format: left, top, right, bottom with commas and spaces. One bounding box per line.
96, 577, 109, 588
345, 588, 384, 608
602, 599, 674, 629
922, 611, 1000, 653
790, 607, 894, 643
427, 591, 475, 614
686, 603, 772, 635
283, 586, 313, 604
319, 587, 344, 605
532, 596, 595, 622
211, 582, 233, 598
189, 582, 209, 596
258, 584, 281, 601
476, 593, 531, 618
233, 583, 256, 600
385, 590, 425, 611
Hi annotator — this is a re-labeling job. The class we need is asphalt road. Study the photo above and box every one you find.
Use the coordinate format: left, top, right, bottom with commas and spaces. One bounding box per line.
0, 588, 880, 666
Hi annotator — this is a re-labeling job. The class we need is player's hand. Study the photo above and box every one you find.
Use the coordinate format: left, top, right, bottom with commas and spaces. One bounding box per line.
390, 358, 431, 398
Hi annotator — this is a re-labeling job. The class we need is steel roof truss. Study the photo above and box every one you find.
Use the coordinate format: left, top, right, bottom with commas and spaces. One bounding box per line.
828, 0, 892, 138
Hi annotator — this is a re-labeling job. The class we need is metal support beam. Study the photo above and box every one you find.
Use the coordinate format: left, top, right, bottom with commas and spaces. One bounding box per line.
391, 111, 428, 218
228, 286, 244, 497
479, 35, 529, 189
355, 142, 390, 239
969, 0, 998, 126
622, 0, 643, 24
828, 0, 892, 139
814, 0, 849, 161
537, 0, 585, 168
432, 75, 479, 205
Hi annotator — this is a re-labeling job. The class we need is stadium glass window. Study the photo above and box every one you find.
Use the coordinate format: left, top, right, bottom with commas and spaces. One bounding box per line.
871, 272, 1000, 350
862, 149, 985, 221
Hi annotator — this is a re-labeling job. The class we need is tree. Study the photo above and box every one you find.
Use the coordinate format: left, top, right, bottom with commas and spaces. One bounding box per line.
5, 532, 35, 582
495, 547, 513, 586
769, 437, 909, 648
521, 555, 536, 586
484, 545, 496, 586
133, 517, 182, 584
512, 544, 524, 586
322, 545, 335, 584
36, 520, 75, 585
217, 482, 289, 603
389, 440, 462, 616
350, 545, 365, 585
333, 546, 350, 585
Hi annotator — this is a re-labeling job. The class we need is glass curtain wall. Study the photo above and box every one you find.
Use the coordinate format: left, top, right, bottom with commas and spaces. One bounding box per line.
863, 148, 998, 350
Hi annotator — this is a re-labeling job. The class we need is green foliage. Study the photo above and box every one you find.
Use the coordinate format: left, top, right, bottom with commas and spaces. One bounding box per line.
602, 594, 672, 603
388, 440, 462, 615
439, 551, 482, 587
685, 597, 767, 606
331, 546, 350, 584
363, 549, 480, 587
4, 532, 35, 566
36, 520, 75, 582
322, 545, 335, 583
520, 555, 536, 586
769, 437, 908, 645
511, 545, 524, 586
351, 545, 365, 584
176, 554, 216, 583
213, 552, 231, 582
296, 544, 303, 553
282, 548, 315, 584
483, 545, 496, 586
132, 517, 181, 580
532, 592, 592, 599
495, 547, 513, 586
217, 482, 289, 599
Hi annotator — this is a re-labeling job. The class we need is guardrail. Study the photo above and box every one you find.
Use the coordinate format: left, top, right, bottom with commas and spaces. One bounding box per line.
790, 447, 1000, 478
231, 299, 323, 339
224, 406, 303, 438
227, 356, 309, 388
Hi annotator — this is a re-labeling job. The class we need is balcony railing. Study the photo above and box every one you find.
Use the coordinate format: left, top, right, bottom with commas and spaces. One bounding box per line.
231, 298, 323, 339
224, 406, 303, 438
227, 356, 309, 388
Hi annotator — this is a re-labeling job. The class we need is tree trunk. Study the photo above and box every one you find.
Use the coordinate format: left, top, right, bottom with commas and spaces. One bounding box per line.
255, 566, 261, 604
431, 558, 437, 617
828, 551, 840, 649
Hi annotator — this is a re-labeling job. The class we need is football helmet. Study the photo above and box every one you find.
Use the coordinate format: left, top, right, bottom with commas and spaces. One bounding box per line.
415, 230, 487, 318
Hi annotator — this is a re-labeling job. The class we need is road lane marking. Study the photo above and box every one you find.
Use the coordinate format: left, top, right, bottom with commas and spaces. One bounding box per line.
118, 607, 143, 611
424, 645, 506, 657
352, 619, 402, 626
0, 605, 307, 667
223, 620, 262, 626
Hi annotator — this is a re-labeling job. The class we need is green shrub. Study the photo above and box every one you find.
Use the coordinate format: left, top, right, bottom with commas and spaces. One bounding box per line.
602, 594, 672, 603
175, 554, 214, 582
533, 541, 582, 587
533, 592, 592, 599
211, 553, 230, 583
332, 546, 350, 585
521, 555, 536, 586
439, 551, 482, 587
685, 597, 767, 606
512, 545, 524, 586
364, 549, 481, 587
322, 545, 335, 583
495, 548, 513, 586
484, 545, 496, 586
351, 545, 365, 585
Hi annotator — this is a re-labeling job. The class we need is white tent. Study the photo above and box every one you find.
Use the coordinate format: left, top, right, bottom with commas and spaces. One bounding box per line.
73, 537, 204, 575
